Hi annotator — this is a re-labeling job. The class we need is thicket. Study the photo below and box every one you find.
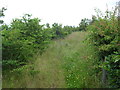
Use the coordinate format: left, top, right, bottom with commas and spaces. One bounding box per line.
87, 8, 120, 88
1, 13, 77, 72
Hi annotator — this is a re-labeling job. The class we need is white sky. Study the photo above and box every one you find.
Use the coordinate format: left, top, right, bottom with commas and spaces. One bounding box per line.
0, 0, 119, 26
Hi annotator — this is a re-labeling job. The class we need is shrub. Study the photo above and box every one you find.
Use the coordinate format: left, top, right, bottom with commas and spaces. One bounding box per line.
1, 14, 76, 71
87, 8, 120, 88
1, 14, 51, 71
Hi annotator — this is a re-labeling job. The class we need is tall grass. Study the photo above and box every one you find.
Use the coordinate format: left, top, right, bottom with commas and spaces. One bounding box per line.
60, 32, 101, 88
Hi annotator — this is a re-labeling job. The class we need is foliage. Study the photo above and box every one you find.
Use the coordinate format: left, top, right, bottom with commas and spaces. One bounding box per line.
104, 53, 120, 88
50, 23, 75, 39
1, 13, 77, 71
87, 8, 120, 88
1, 14, 50, 71
79, 18, 91, 31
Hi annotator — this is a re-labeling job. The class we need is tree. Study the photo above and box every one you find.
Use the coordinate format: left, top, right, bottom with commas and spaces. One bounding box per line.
52, 23, 62, 38
79, 18, 90, 31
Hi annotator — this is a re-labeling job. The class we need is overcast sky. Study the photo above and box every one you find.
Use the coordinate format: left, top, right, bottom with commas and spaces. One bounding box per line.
0, 0, 119, 26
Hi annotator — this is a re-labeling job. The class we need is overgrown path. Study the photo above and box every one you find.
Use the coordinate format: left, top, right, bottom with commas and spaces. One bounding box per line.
33, 32, 86, 88
31, 31, 100, 88
3, 32, 101, 88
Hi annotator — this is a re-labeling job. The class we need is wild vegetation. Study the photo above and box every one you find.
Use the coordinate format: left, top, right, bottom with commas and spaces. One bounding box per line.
1, 14, 77, 72
1, 3, 120, 88
87, 8, 120, 88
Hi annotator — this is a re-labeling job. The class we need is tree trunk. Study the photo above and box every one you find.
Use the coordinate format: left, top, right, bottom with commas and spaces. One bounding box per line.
102, 68, 107, 85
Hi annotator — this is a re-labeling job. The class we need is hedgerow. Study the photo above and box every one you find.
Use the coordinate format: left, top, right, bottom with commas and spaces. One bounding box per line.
1, 14, 76, 71
87, 8, 120, 88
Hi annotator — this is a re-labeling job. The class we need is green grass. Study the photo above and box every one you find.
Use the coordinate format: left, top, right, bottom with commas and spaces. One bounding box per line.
50, 32, 101, 88
2, 31, 102, 88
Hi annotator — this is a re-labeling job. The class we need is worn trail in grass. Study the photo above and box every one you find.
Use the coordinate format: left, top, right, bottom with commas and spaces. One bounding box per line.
3, 32, 101, 88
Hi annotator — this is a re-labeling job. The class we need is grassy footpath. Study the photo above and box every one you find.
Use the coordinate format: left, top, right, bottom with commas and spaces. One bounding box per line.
3, 32, 101, 88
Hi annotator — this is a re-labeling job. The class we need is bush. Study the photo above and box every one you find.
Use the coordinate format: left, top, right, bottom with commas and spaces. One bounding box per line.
87, 8, 120, 88
1, 14, 76, 71
1, 14, 51, 71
